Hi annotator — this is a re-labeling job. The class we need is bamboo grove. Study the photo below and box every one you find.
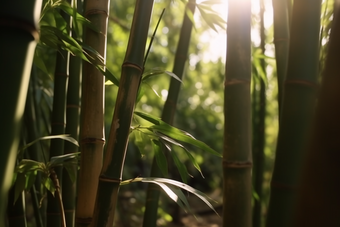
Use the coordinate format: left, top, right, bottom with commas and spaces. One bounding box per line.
1, 0, 339, 227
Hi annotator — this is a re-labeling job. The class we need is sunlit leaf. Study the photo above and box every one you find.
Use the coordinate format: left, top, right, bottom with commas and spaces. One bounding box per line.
49, 152, 80, 167
15, 159, 45, 174
19, 134, 79, 155
142, 67, 182, 83
43, 177, 56, 196
156, 131, 204, 177
152, 140, 168, 176
134, 111, 221, 157
121, 177, 219, 215
134, 111, 161, 125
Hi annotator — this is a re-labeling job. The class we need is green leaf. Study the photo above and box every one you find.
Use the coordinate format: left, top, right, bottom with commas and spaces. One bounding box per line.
165, 141, 189, 183
152, 140, 168, 176
155, 131, 204, 178
25, 170, 37, 191
199, 0, 223, 5
134, 111, 221, 157
142, 67, 182, 83
49, 152, 80, 167
97, 66, 120, 87
19, 134, 79, 155
121, 177, 219, 215
134, 111, 161, 125
15, 159, 45, 174
44, 177, 56, 196
14, 173, 26, 205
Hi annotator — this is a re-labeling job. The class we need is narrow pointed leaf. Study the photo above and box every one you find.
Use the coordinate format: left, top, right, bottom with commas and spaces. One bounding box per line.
152, 140, 168, 176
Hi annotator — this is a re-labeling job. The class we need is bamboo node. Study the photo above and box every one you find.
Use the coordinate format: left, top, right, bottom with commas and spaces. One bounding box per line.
122, 61, 143, 71
224, 79, 250, 86
0, 17, 39, 41
223, 161, 253, 168
99, 175, 121, 183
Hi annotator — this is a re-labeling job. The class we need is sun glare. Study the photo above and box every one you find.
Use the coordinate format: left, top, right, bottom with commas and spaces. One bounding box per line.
195, 0, 273, 63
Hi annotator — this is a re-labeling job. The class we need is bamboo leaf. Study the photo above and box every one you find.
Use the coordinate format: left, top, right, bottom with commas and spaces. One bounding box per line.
121, 177, 218, 215
166, 141, 189, 183
49, 152, 80, 167
152, 140, 168, 176
156, 131, 204, 178
134, 111, 161, 125
143, 67, 182, 83
25, 170, 37, 191
135, 111, 221, 157
19, 134, 79, 155
14, 173, 26, 205
15, 159, 45, 174
44, 177, 56, 196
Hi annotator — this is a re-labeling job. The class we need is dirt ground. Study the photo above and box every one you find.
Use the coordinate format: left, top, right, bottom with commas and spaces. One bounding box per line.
114, 189, 223, 227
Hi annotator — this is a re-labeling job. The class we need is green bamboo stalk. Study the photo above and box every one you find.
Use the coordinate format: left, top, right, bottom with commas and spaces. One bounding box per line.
0, 0, 42, 225
62, 1, 82, 227
75, 0, 108, 225
142, 2, 195, 227
223, 0, 252, 227
293, 5, 340, 226
91, 1, 154, 226
252, 1, 266, 227
7, 187, 27, 227
46, 38, 70, 227
272, 0, 289, 113
266, 1, 322, 227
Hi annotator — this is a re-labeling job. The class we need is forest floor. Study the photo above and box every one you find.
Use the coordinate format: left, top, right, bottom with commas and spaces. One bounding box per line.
114, 189, 223, 227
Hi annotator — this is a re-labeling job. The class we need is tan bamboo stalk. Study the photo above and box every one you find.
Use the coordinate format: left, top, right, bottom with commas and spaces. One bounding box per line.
90, 1, 154, 226
75, 0, 109, 226
223, 0, 252, 227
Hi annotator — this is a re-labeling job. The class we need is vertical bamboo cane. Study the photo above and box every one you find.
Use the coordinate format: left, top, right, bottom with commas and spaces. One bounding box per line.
91, 1, 154, 226
0, 0, 42, 224
252, 1, 266, 227
46, 10, 70, 225
266, 1, 322, 226
293, 4, 340, 226
223, 1, 252, 227
75, 0, 109, 225
272, 0, 289, 113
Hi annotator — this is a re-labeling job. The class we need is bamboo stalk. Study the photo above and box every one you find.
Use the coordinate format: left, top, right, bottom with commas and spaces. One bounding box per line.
223, 1, 252, 227
0, 0, 42, 224
91, 1, 154, 226
62, 1, 82, 227
46, 36, 70, 227
75, 0, 109, 225
252, 1, 266, 227
272, 0, 290, 113
293, 4, 340, 226
142, 1, 196, 226
266, 1, 322, 226
7, 187, 27, 227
